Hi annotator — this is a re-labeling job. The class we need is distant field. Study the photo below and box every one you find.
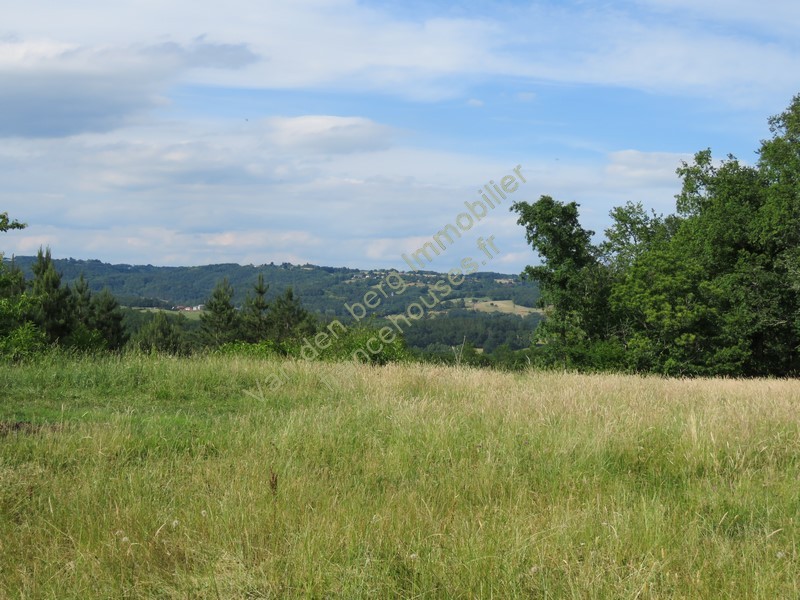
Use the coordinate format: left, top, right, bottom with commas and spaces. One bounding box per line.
131, 307, 204, 320
1, 355, 799, 598
467, 298, 542, 315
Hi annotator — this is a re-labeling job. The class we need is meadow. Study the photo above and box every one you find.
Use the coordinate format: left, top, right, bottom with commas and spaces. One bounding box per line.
1, 354, 799, 598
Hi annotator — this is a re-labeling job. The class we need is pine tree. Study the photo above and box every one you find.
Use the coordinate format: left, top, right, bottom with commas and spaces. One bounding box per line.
133, 311, 184, 354
241, 273, 270, 342
91, 289, 127, 350
200, 278, 239, 347
72, 274, 93, 327
0, 257, 26, 299
266, 287, 315, 344
29, 247, 73, 344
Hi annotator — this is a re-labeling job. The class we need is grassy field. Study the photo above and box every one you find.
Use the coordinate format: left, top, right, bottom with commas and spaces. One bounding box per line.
1, 354, 799, 598
129, 308, 204, 320
467, 298, 541, 316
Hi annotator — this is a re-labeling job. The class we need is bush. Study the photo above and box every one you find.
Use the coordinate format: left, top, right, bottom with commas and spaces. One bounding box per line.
0, 320, 47, 361
0, 295, 48, 361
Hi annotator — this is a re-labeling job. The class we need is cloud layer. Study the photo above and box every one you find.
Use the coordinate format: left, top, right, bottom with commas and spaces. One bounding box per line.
1, 0, 799, 272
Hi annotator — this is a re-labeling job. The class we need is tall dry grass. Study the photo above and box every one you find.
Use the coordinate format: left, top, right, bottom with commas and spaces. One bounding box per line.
1, 353, 798, 598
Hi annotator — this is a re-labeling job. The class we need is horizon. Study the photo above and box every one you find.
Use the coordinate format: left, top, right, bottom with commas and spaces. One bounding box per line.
2, 252, 529, 278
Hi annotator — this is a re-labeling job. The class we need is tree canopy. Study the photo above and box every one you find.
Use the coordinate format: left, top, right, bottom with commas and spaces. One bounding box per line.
513, 94, 800, 376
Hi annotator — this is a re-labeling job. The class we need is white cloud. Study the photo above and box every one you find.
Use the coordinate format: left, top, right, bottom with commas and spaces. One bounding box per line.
264, 116, 394, 154
2, 0, 798, 137
0, 116, 694, 270
1, 1, 499, 101
606, 150, 692, 185
205, 230, 322, 248
2, 0, 797, 273
0, 37, 257, 137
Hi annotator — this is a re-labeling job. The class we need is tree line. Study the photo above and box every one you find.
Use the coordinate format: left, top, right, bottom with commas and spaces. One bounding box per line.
1, 244, 126, 359
5, 256, 539, 314
0, 230, 533, 366
134, 276, 319, 355
512, 95, 800, 376
0, 239, 410, 363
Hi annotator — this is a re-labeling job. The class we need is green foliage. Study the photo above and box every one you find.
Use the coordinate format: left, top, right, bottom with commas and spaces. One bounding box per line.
0, 212, 26, 233
240, 273, 270, 342
403, 312, 539, 354
0, 229, 130, 354
318, 323, 410, 365
515, 95, 800, 376
0, 295, 47, 361
90, 288, 128, 351
0, 259, 25, 299
265, 287, 316, 344
1, 221, 46, 360
511, 195, 608, 369
132, 310, 186, 355
71, 274, 93, 326
601, 201, 671, 272
200, 277, 239, 347
28, 247, 73, 344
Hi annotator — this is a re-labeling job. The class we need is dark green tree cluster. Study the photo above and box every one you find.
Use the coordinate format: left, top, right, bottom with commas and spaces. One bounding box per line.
1, 236, 127, 358
130, 311, 187, 354
513, 95, 800, 376
403, 311, 539, 354
199, 277, 316, 349
199, 277, 411, 364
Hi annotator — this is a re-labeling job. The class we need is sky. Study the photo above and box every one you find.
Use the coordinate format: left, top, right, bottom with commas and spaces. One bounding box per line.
2, 0, 799, 275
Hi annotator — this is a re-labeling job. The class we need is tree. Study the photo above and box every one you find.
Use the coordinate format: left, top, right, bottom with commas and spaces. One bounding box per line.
71, 274, 93, 325
200, 278, 239, 347
62, 275, 104, 351
510, 195, 607, 368
0, 296, 46, 360
0, 212, 25, 233
757, 93, 800, 254
511, 96, 800, 376
266, 287, 315, 345
601, 201, 671, 272
91, 289, 127, 350
0, 213, 27, 299
29, 247, 73, 344
0, 257, 26, 299
0, 213, 46, 360
240, 273, 270, 342
133, 311, 185, 354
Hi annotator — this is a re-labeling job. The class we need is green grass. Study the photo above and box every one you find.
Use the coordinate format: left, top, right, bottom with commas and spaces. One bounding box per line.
1, 354, 799, 598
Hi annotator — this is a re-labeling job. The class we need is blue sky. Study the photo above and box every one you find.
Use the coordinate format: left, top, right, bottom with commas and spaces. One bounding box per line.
1, 0, 799, 274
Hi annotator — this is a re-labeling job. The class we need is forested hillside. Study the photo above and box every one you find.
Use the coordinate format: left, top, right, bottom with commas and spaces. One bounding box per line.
4, 257, 539, 317
1, 248, 541, 365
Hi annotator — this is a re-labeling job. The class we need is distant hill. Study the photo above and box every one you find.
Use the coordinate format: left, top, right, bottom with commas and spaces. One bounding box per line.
5, 257, 540, 320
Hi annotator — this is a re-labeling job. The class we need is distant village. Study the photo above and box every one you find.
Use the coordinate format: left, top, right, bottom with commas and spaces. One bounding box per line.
172, 304, 206, 312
